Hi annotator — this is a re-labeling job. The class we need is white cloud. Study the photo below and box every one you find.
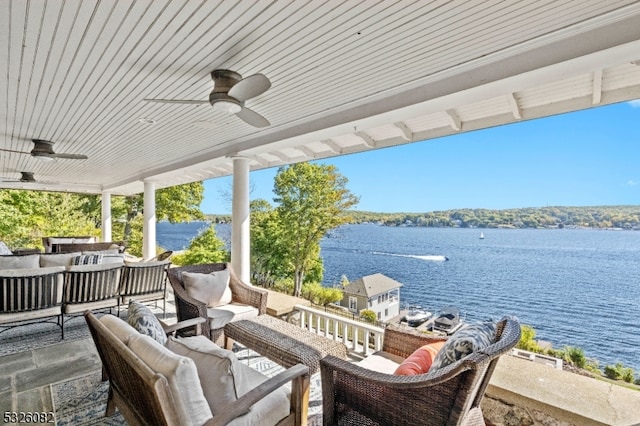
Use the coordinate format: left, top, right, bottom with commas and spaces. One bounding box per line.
627, 180, 638, 186
628, 100, 640, 108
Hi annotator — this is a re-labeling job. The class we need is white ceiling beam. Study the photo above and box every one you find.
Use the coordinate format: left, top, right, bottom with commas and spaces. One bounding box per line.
272, 152, 291, 163
393, 122, 413, 141
356, 131, 376, 148
507, 93, 523, 119
322, 139, 342, 154
296, 145, 316, 158
252, 156, 270, 167
592, 69, 603, 105
445, 109, 462, 131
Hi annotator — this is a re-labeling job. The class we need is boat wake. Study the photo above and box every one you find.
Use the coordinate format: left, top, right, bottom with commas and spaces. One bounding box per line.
373, 252, 448, 261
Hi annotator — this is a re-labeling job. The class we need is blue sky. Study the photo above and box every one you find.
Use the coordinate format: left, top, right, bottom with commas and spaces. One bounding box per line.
202, 100, 640, 214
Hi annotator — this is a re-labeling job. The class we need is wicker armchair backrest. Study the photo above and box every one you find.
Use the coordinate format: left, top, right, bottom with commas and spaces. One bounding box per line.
84, 311, 182, 426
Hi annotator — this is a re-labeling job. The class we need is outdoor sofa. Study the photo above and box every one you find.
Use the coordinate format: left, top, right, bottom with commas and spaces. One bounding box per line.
0, 251, 171, 337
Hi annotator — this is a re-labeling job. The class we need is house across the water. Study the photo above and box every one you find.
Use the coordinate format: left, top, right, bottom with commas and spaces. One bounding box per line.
340, 273, 402, 322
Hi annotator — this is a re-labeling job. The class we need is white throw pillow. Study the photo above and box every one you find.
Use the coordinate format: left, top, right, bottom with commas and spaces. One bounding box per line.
182, 270, 232, 308
100, 314, 139, 343
0, 254, 39, 269
40, 252, 82, 267
166, 336, 252, 415
0, 241, 12, 255
128, 334, 213, 425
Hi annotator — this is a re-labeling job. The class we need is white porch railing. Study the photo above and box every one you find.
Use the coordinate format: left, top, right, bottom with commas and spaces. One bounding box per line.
294, 304, 385, 356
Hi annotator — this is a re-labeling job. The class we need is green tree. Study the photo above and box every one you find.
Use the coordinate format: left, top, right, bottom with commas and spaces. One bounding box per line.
0, 190, 97, 249
272, 162, 359, 296
360, 309, 377, 324
171, 224, 229, 266
300, 282, 343, 306
516, 324, 541, 352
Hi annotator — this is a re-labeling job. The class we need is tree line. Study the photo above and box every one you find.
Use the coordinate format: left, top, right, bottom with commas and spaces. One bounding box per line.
348, 205, 640, 229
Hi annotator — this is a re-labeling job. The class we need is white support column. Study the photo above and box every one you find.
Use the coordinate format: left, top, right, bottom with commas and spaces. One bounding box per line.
231, 157, 250, 282
101, 191, 112, 242
143, 181, 156, 261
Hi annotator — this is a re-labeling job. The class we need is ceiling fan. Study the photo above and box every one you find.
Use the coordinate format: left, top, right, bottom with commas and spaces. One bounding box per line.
144, 69, 271, 128
0, 171, 57, 184
0, 139, 88, 160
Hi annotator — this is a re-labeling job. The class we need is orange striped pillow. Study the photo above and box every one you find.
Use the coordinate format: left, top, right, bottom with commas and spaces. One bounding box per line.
394, 341, 446, 375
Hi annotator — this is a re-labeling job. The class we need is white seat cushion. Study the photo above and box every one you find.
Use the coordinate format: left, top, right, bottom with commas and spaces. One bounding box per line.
39, 252, 82, 267
128, 334, 213, 425
356, 351, 404, 374
227, 366, 290, 426
206, 303, 259, 330
166, 336, 290, 425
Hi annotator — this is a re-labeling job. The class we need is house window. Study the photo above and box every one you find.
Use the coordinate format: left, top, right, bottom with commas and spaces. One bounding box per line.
349, 296, 357, 312
385, 308, 388, 317
377, 311, 381, 320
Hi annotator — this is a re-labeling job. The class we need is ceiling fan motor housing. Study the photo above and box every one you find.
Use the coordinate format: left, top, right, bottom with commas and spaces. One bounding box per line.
31, 139, 56, 156
209, 70, 243, 111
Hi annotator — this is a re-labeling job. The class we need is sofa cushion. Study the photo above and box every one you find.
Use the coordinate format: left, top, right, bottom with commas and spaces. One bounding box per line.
40, 252, 82, 267
72, 254, 103, 265
206, 303, 259, 331
166, 336, 252, 414
0, 254, 39, 270
227, 366, 291, 426
128, 334, 212, 425
394, 341, 446, 375
167, 336, 290, 425
100, 314, 139, 343
127, 300, 167, 345
182, 270, 232, 308
431, 320, 497, 370
101, 254, 125, 265
356, 351, 404, 374
0, 241, 12, 255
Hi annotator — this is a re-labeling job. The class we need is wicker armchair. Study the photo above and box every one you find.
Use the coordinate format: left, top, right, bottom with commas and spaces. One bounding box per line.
320, 317, 521, 426
167, 263, 267, 344
85, 311, 308, 426
119, 260, 171, 317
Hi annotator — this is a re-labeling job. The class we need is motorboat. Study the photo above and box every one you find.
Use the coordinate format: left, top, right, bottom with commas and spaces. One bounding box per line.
404, 305, 433, 327
431, 306, 463, 335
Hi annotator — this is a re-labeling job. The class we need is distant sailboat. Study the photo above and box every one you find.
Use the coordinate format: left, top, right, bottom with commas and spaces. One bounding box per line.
479, 232, 484, 239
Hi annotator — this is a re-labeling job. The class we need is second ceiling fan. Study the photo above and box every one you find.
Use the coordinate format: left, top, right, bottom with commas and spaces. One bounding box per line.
144, 69, 272, 128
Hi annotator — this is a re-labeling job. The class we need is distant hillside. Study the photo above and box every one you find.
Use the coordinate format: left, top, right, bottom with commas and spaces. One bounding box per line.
347, 206, 640, 230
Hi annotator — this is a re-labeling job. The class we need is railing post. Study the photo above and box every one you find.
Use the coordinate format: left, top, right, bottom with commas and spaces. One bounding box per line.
293, 305, 385, 358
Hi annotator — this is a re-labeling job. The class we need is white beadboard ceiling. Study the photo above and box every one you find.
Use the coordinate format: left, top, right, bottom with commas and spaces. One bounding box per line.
2, 0, 640, 195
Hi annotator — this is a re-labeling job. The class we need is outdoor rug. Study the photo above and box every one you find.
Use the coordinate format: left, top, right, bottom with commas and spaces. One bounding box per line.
0, 306, 173, 357
51, 346, 323, 425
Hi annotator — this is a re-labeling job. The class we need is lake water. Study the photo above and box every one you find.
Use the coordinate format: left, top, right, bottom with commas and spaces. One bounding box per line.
157, 222, 640, 372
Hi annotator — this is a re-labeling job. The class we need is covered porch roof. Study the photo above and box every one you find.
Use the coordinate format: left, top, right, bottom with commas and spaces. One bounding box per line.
1, 1, 640, 194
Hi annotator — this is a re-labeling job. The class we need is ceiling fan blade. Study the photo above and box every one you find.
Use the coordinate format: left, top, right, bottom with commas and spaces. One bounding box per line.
236, 106, 270, 128
143, 99, 208, 105
50, 153, 89, 160
0, 147, 30, 155
228, 74, 271, 101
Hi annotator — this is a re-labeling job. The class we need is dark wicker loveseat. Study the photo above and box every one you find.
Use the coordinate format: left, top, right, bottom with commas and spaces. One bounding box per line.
167, 263, 267, 344
320, 316, 521, 426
